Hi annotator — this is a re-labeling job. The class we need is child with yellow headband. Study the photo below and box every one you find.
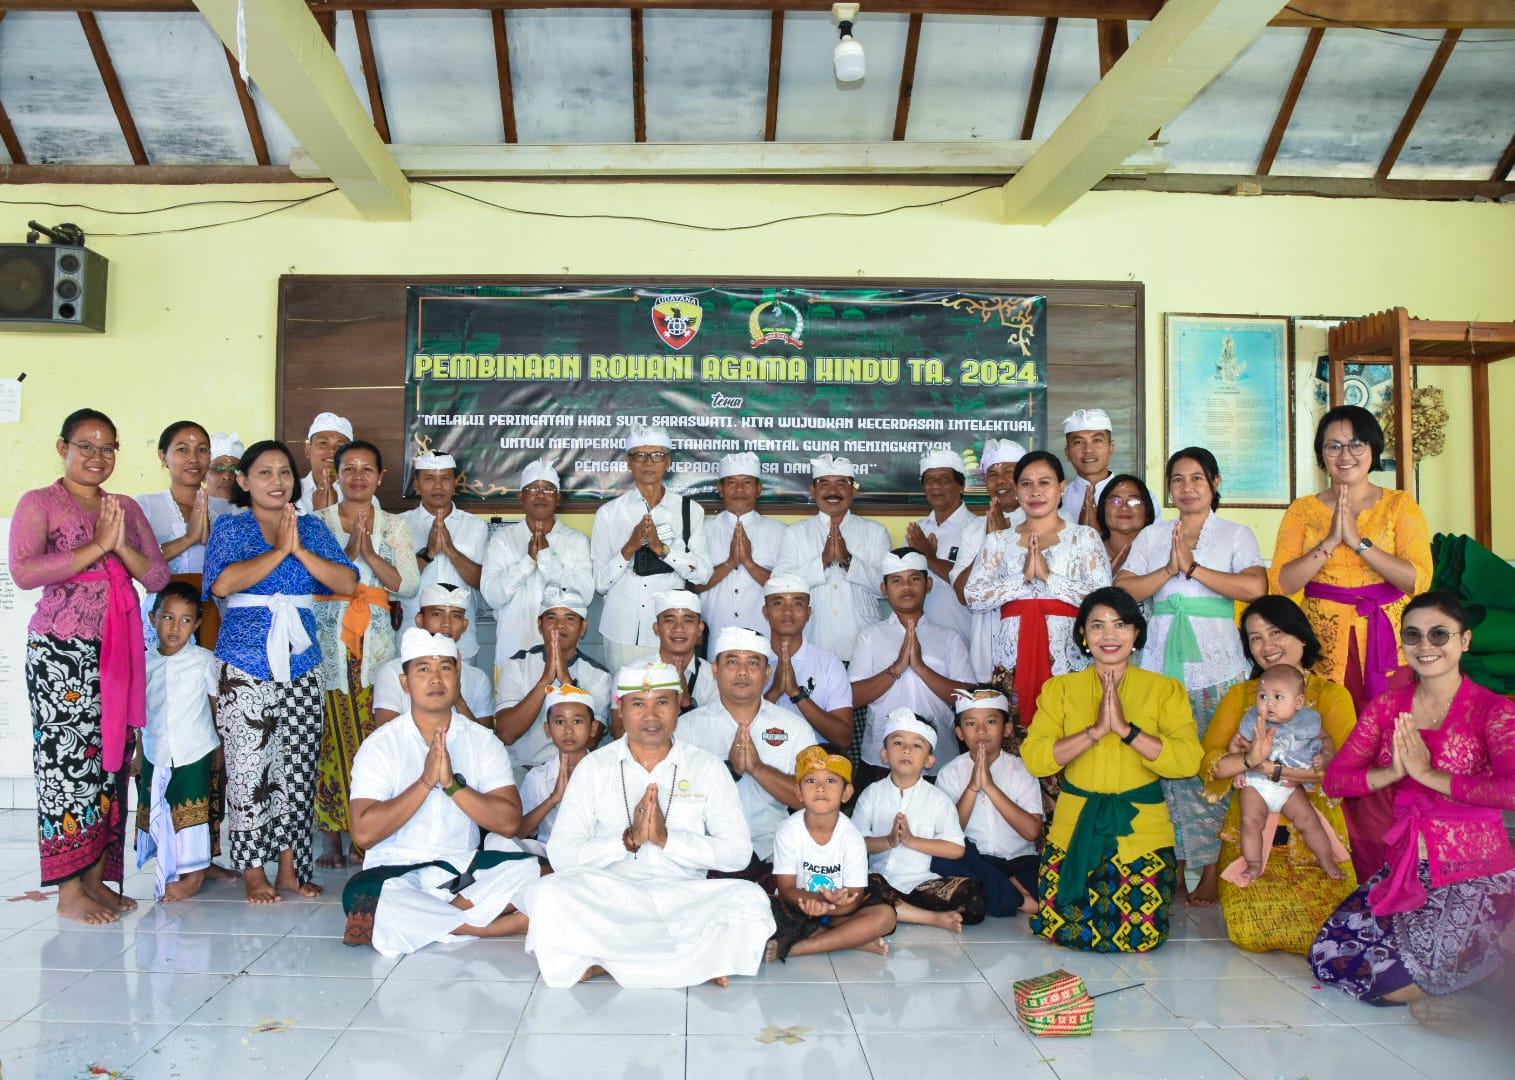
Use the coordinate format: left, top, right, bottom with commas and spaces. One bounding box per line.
517, 684, 605, 859
766, 745, 897, 962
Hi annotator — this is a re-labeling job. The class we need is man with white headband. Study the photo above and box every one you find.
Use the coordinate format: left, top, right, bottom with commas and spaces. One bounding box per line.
343, 628, 540, 957
691, 451, 784, 648
1060, 408, 1117, 528
680, 627, 817, 870
647, 589, 716, 718
773, 453, 889, 664
951, 439, 1027, 680
206, 432, 244, 504
760, 573, 854, 748
372, 583, 494, 728
296, 411, 353, 515
480, 458, 593, 674
851, 549, 971, 790
590, 426, 712, 671
493, 584, 612, 775
905, 448, 973, 640
398, 449, 488, 663
525, 661, 774, 988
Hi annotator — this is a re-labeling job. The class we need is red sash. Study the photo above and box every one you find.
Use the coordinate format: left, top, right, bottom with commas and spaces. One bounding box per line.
1001, 598, 1079, 729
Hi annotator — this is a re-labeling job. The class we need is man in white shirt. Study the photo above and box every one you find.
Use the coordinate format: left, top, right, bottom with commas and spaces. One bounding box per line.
343, 629, 541, 957
905, 448, 974, 642
773, 453, 889, 664
591, 426, 713, 671
524, 662, 775, 988
850, 550, 973, 788
679, 627, 818, 869
1059, 408, 1117, 528
399, 451, 488, 665
493, 585, 613, 774
295, 411, 351, 515
692, 451, 784, 647
480, 458, 593, 677
648, 589, 717, 718
760, 573, 854, 750
372, 583, 494, 728
951, 439, 1026, 681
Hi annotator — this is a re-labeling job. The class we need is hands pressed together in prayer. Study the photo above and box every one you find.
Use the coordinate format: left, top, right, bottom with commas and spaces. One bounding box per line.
886, 618, 925, 681
91, 493, 129, 556
903, 522, 938, 559
276, 504, 304, 557
526, 516, 552, 559
421, 718, 455, 791
1167, 521, 1197, 578
1085, 667, 1131, 743
962, 744, 999, 796
727, 722, 760, 778
1020, 528, 1051, 583
884, 812, 918, 851
823, 518, 851, 570
622, 784, 669, 854
426, 508, 460, 563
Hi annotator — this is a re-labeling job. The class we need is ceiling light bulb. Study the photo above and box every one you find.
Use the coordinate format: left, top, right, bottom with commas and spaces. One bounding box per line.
834, 24, 865, 83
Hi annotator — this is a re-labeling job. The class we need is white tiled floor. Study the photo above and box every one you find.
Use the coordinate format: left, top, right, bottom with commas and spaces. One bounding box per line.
0, 809, 1510, 1080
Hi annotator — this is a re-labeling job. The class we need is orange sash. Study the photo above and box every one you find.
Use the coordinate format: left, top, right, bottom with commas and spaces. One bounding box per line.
316, 583, 391, 660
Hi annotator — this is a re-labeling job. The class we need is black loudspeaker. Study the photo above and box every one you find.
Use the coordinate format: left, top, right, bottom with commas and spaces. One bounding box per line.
0, 244, 108, 332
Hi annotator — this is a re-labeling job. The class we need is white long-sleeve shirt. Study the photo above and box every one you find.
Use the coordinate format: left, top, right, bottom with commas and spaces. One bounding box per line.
591, 489, 712, 648
547, 736, 753, 880
397, 504, 490, 662
773, 512, 890, 663
479, 518, 594, 672
916, 502, 976, 640
700, 509, 785, 645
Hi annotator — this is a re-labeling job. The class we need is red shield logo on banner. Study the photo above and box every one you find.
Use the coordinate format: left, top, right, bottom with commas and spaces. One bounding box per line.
651, 294, 703, 351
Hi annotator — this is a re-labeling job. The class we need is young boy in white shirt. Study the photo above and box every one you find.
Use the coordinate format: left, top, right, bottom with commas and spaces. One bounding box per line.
853, 710, 986, 932
133, 582, 236, 901
931, 688, 1043, 916
767, 745, 897, 962
517, 684, 604, 857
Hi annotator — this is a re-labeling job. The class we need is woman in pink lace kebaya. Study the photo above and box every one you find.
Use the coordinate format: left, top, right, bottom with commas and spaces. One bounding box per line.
1310, 590, 1515, 1004
9, 409, 171, 924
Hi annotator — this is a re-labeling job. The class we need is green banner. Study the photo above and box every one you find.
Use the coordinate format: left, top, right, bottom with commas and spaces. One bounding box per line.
404, 284, 1046, 509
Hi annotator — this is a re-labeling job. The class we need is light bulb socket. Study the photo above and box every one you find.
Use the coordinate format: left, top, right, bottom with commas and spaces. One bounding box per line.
837, 20, 854, 37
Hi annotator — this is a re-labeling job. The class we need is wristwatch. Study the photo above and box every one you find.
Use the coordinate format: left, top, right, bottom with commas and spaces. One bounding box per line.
790, 686, 811, 703
1355, 538, 1374, 554
443, 773, 468, 797
1121, 723, 1142, 745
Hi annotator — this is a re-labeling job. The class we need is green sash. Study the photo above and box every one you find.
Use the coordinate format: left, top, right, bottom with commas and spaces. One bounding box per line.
1152, 594, 1236, 682
1055, 777, 1165, 910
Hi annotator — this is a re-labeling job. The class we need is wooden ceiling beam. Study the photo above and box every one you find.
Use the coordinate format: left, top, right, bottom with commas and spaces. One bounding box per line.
764, 11, 783, 142
490, 10, 518, 143
1494, 131, 1515, 181
631, 8, 646, 143
352, 10, 392, 142
315, 8, 337, 44
1257, 24, 1321, 174
1020, 16, 1056, 140
892, 12, 924, 141
193, 0, 410, 220
222, 46, 272, 165
10, 0, 1515, 26
1096, 19, 1129, 76
1003, 0, 1290, 225
78, 11, 149, 165
1375, 28, 1459, 179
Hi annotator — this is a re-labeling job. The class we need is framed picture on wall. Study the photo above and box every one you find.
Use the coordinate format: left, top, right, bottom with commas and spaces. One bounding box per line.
1290, 351, 1400, 497
1163, 313, 1294, 508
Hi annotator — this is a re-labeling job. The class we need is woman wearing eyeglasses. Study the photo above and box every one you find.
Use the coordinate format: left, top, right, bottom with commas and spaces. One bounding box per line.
1271, 406, 1431, 879
1094, 474, 1156, 578
134, 421, 231, 648
1271, 406, 1432, 712
10, 409, 171, 924
1311, 591, 1515, 1005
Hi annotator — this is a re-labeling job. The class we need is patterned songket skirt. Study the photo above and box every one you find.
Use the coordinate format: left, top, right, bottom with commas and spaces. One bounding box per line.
1032, 841, 1176, 953
1310, 863, 1515, 1001
315, 649, 376, 835
135, 750, 217, 895
26, 633, 131, 887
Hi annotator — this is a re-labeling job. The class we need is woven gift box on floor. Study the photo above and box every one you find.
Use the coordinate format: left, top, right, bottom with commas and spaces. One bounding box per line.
1011, 969, 1095, 1037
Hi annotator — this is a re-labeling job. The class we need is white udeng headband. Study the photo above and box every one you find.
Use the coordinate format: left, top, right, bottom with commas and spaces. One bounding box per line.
521, 459, 561, 490
399, 627, 460, 663
980, 438, 1026, 470
625, 425, 673, 452
918, 448, 966, 476
308, 411, 353, 441
413, 451, 457, 471
1062, 408, 1112, 435
612, 661, 682, 704
809, 453, 855, 479
719, 451, 761, 480
953, 689, 1011, 715
881, 551, 928, 578
711, 626, 770, 659
881, 708, 937, 750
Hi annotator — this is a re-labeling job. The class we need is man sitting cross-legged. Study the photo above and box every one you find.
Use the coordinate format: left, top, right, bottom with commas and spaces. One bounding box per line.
524, 661, 776, 988
342, 628, 540, 957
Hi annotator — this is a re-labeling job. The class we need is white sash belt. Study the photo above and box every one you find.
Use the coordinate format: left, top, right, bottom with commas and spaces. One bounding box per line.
226, 592, 315, 683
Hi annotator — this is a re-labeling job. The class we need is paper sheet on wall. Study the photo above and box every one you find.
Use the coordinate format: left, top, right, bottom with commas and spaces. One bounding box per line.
0, 379, 22, 424
0, 518, 41, 776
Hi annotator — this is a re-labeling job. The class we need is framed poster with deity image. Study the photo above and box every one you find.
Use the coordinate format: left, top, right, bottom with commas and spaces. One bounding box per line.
1163, 313, 1293, 509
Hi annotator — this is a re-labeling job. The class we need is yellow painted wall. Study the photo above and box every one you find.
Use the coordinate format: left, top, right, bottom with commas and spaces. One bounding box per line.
3, 181, 1513, 555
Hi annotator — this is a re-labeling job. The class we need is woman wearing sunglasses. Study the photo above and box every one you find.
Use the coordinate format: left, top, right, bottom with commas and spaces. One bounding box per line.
1270, 406, 1432, 715
10, 408, 171, 923
1311, 590, 1515, 1005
